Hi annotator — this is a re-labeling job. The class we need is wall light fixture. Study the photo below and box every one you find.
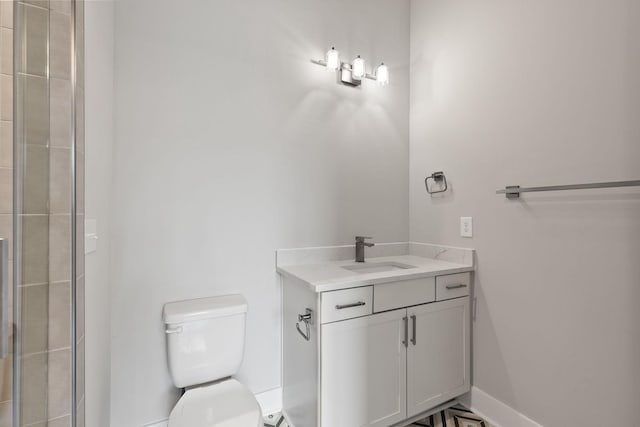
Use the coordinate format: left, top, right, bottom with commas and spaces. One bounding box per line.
312, 47, 389, 88
352, 55, 365, 80
376, 63, 389, 86
326, 47, 340, 71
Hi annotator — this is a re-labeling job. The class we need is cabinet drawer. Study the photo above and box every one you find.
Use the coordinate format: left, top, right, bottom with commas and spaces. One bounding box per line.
374, 277, 435, 313
321, 286, 373, 324
435, 273, 470, 301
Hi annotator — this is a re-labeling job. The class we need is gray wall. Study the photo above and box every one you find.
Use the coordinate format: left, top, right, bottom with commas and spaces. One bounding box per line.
410, 1, 640, 426
111, 0, 409, 425
85, 1, 114, 426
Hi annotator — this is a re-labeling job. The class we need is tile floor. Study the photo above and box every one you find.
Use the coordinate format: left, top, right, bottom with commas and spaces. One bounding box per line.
409, 405, 492, 427
263, 405, 492, 427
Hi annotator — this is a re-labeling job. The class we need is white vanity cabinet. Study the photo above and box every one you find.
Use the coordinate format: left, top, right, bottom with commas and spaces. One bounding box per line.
281, 272, 472, 427
321, 308, 407, 427
407, 297, 470, 417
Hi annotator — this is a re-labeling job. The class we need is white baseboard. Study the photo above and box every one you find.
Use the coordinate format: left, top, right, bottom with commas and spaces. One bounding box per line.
139, 387, 282, 427
461, 386, 543, 427
255, 386, 282, 415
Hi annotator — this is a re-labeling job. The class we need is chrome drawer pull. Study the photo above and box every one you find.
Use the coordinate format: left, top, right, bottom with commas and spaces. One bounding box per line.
445, 283, 467, 290
335, 301, 366, 310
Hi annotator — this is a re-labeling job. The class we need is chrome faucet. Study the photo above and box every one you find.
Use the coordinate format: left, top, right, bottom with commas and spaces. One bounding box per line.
355, 236, 374, 262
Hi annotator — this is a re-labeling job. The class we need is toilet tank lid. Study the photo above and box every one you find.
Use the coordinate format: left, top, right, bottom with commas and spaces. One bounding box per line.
163, 294, 248, 324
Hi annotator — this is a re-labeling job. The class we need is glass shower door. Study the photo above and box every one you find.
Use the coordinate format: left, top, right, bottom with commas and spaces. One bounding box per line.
0, 1, 16, 424
0, 1, 84, 426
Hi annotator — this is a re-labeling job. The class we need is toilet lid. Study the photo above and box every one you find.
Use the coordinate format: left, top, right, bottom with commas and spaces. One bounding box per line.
169, 379, 262, 427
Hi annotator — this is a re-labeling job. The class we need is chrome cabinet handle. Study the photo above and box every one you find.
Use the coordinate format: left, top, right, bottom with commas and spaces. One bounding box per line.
0, 239, 7, 358
445, 283, 468, 290
410, 315, 416, 345
402, 316, 408, 348
335, 301, 366, 310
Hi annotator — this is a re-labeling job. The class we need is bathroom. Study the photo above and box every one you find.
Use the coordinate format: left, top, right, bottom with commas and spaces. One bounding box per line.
0, 0, 639, 426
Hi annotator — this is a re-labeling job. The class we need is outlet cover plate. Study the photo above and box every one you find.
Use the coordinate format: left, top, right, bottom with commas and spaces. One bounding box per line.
460, 217, 473, 238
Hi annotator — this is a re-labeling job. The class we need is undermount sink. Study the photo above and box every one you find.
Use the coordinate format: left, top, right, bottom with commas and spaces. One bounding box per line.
342, 261, 416, 274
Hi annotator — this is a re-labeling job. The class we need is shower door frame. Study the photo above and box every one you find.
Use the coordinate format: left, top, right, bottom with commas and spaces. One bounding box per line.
11, 1, 84, 426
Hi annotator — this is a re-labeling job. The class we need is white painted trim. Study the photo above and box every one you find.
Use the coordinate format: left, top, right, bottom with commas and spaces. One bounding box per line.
256, 386, 283, 416
141, 420, 167, 427
462, 386, 544, 427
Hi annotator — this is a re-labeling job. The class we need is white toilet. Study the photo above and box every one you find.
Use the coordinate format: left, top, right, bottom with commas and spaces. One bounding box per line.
162, 294, 263, 427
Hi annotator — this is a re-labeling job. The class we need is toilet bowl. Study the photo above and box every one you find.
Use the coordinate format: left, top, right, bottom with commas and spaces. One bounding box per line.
163, 295, 262, 427
168, 379, 262, 427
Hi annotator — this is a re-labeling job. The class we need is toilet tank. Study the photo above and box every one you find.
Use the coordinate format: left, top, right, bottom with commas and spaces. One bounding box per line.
162, 294, 248, 388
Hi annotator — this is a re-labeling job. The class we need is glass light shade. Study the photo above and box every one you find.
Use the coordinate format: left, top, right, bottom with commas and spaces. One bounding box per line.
326, 47, 340, 71
352, 55, 365, 80
376, 63, 389, 86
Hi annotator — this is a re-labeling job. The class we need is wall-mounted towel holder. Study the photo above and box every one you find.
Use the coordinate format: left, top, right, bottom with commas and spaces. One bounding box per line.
296, 308, 313, 341
425, 171, 448, 195
496, 179, 640, 199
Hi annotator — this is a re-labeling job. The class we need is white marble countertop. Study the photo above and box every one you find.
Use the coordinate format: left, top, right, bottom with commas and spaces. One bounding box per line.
277, 254, 474, 293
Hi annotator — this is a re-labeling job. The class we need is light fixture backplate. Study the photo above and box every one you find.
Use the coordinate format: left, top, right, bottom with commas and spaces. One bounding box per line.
339, 62, 362, 87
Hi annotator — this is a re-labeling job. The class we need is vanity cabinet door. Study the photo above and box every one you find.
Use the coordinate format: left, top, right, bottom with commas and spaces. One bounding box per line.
320, 308, 407, 427
407, 297, 470, 417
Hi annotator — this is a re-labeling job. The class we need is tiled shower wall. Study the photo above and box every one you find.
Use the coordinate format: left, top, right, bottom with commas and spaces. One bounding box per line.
0, 1, 13, 425
0, 0, 84, 425
75, 1, 85, 425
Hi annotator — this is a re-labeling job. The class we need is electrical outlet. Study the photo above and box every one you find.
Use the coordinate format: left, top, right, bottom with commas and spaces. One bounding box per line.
460, 217, 473, 238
